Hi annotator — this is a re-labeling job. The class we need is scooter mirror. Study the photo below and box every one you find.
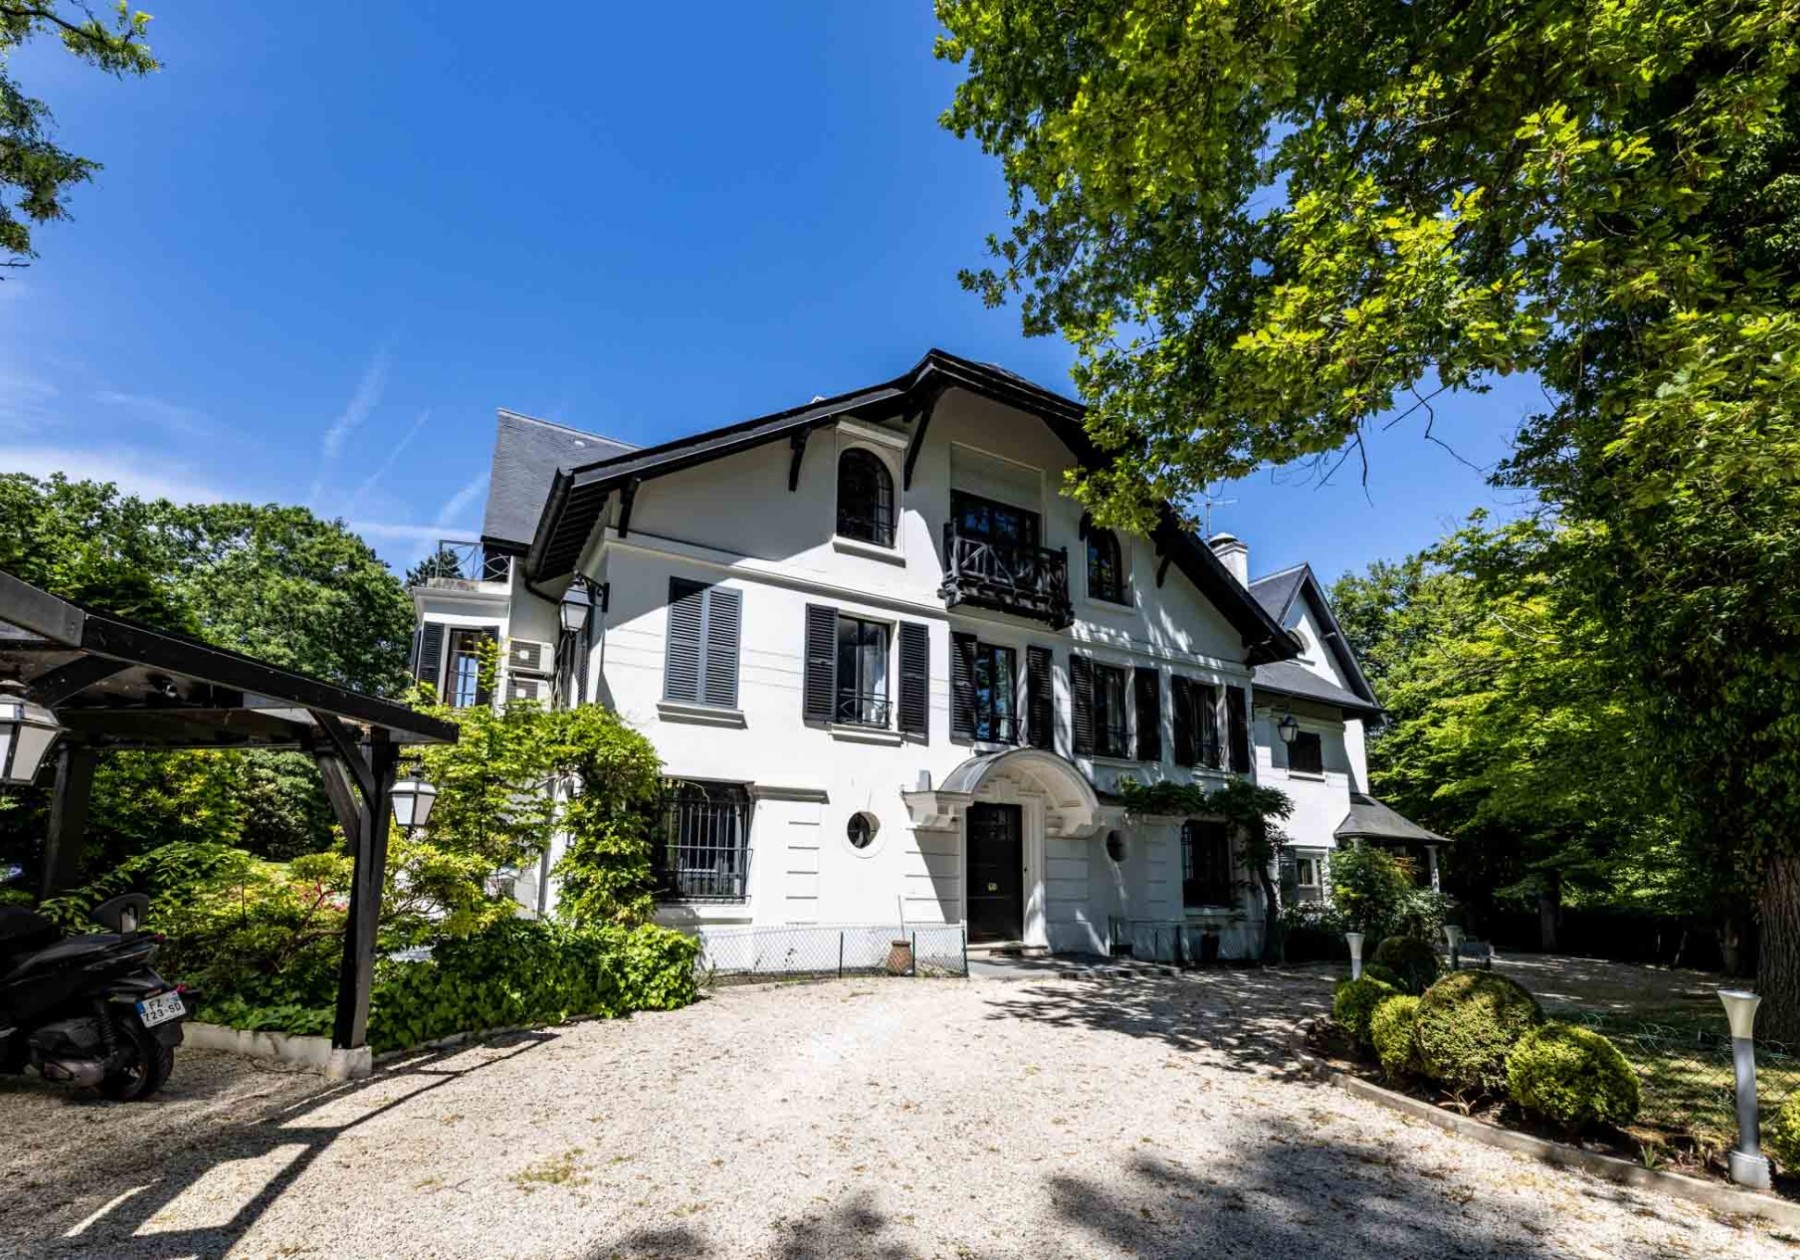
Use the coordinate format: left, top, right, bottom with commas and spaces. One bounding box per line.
89, 892, 150, 934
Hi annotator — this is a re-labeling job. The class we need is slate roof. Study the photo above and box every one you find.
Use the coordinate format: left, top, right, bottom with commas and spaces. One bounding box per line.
481, 410, 634, 550
1251, 658, 1383, 715
1336, 791, 1451, 844
1248, 565, 1307, 624
1247, 563, 1379, 708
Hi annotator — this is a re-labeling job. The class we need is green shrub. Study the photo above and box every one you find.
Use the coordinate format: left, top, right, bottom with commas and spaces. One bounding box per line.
1363, 962, 1403, 988
365, 918, 699, 1053
1370, 994, 1424, 1079
1416, 971, 1542, 1094
1373, 935, 1441, 994
1767, 1092, 1800, 1171
1330, 845, 1415, 938
1505, 1023, 1642, 1129
1333, 976, 1399, 1046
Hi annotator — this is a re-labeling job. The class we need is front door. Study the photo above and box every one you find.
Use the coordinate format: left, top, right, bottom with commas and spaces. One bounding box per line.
966, 803, 1024, 943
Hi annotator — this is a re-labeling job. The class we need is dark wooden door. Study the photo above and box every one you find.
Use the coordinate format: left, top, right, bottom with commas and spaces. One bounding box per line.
966, 803, 1024, 943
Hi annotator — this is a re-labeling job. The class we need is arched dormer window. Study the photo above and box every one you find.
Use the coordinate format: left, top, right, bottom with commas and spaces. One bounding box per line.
1086, 524, 1126, 604
837, 448, 895, 547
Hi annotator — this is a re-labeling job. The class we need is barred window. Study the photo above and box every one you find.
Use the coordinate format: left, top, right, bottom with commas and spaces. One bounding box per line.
655, 780, 752, 902
1181, 819, 1234, 908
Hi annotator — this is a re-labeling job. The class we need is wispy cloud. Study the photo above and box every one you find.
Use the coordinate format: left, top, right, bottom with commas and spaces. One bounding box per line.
322, 350, 390, 460
346, 520, 453, 544
434, 472, 489, 528
0, 368, 59, 431
0, 444, 238, 505
350, 409, 430, 504
91, 389, 212, 436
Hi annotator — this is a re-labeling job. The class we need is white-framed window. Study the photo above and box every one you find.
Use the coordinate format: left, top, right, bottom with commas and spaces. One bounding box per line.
836, 448, 896, 548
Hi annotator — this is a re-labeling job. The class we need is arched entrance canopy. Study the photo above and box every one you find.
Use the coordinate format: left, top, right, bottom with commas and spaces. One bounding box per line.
904, 747, 1108, 839
0, 570, 457, 1058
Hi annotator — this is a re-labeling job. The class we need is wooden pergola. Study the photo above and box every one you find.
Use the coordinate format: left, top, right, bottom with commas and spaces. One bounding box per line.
0, 570, 457, 1051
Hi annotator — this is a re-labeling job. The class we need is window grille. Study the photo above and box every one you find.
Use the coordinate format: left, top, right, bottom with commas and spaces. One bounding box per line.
1182, 819, 1234, 908
656, 780, 752, 902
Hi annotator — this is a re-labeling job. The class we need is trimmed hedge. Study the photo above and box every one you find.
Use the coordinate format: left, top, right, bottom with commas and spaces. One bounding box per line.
1505, 1023, 1641, 1129
1370, 994, 1424, 1080
1416, 970, 1542, 1094
366, 918, 699, 1053
1333, 976, 1399, 1046
1372, 935, 1440, 995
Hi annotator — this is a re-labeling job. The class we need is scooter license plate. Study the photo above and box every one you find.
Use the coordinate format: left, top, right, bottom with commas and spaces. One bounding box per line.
137, 992, 185, 1028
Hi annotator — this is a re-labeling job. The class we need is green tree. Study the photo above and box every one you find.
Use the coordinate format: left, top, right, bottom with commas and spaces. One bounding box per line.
551, 703, 666, 928
939, 0, 1800, 1033
2, 3, 156, 270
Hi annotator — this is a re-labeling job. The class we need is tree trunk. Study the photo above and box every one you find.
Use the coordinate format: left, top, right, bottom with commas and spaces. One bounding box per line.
1719, 912, 1745, 977
1537, 874, 1561, 953
1259, 865, 1284, 963
1757, 852, 1800, 1043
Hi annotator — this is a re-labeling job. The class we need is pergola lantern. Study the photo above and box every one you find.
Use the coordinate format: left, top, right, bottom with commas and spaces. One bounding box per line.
0, 570, 457, 1063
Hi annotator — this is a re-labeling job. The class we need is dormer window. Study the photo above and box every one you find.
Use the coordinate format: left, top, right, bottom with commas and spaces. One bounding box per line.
1086, 525, 1126, 604
836, 448, 895, 548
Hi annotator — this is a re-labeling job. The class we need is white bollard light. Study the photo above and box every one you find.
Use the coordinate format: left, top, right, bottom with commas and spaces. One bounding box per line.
1719, 990, 1771, 1190
1444, 924, 1465, 969
1346, 931, 1365, 982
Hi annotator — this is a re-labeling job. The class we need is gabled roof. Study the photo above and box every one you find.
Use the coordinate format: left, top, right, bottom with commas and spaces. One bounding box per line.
1249, 562, 1378, 708
524, 348, 1296, 664
1336, 792, 1451, 844
481, 410, 634, 550
1252, 659, 1383, 716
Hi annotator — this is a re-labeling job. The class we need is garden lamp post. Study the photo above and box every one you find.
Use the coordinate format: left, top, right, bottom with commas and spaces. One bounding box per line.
0, 678, 61, 784
1720, 989, 1771, 1190
1345, 931, 1365, 981
1444, 924, 1465, 970
389, 762, 438, 836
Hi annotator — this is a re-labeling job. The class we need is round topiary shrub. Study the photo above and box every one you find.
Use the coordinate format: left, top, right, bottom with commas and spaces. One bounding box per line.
1767, 1092, 1800, 1171
1373, 935, 1440, 995
1415, 970, 1542, 1094
1363, 962, 1403, 989
1370, 994, 1423, 1080
1333, 976, 1399, 1046
1505, 1023, 1641, 1129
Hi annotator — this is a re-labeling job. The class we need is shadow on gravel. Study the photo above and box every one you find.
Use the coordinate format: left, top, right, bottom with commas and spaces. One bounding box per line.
977, 966, 1336, 1071
586, 1110, 1576, 1260
3, 1030, 553, 1260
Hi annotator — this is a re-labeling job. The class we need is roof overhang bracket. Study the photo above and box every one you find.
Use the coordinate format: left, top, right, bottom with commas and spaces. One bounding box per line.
1156, 553, 1172, 589
902, 385, 944, 491
29, 656, 131, 707
616, 478, 640, 539
787, 428, 808, 492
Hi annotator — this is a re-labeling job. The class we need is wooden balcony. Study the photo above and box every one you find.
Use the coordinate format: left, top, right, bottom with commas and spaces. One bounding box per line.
938, 526, 1073, 629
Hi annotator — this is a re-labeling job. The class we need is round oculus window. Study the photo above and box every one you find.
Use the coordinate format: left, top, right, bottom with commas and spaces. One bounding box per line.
847, 812, 879, 850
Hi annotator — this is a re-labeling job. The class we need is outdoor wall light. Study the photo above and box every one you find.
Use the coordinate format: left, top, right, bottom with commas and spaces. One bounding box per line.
1719, 989, 1771, 1189
390, 762, 438, 833
1276, 713, 1301, 745
1444, 924, 1466, 969
1345, 930, 1365, 981
0, 679, 61, 785
559, 581, 594, 636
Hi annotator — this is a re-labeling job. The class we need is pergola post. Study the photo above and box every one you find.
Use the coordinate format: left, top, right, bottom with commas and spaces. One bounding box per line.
39, 744, 95, 898
329, 730, 398, 1051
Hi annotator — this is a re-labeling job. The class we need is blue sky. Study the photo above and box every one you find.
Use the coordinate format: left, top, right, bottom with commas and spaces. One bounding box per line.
1, 3, 1533, 586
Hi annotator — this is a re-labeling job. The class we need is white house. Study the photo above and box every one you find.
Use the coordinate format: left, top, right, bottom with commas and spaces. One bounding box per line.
409, 349, 1443, 961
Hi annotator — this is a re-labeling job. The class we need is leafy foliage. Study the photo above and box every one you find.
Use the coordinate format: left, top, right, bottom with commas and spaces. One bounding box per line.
1328, 845, 1414, 938
1415, 971, 1544, 1096
1372, 936, 1440, 996
1505, 1023, 1642, 1130
1370, 994, 1424, 1081
1766, 1092, 1800, 1171
551, 703, 665, 927
35, 839, 245, 932
1, 3, 156, 269
1332, 976, 1398, 1047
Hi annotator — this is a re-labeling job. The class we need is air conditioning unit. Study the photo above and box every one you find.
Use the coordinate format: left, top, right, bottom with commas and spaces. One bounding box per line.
508, 638, 553, 676
506, 675, 552, 705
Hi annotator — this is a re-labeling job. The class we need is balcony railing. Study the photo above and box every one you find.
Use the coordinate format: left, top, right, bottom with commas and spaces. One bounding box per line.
939, 526, 1073, 629
412, 540, 510, 586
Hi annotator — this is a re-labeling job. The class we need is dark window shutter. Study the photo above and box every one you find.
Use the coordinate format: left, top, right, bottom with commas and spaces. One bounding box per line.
803, 604, 838, 721
1027, 646, 1054, 751
1227, 686, 1251, 772
950, 633, 977, 740
898, 621, 929, 738
664, 579, 706, 702
1172, 676, 1195, 766
1133, 667, 1161, 762
702, 586, 741, 708
1070, 654, 1094, 755
414, 621, 445, 693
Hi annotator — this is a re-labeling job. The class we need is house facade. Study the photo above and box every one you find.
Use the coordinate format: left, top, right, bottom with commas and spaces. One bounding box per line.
410, 350, 1441, 960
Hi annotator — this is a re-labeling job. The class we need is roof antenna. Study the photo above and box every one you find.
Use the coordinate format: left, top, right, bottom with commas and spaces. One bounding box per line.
1198, 481, 1236, 540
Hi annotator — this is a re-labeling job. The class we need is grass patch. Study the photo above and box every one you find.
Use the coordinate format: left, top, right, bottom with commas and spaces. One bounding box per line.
511, 1148, 589, 1190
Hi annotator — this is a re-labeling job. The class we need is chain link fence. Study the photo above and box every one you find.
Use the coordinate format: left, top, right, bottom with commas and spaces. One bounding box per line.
695, 923, 968, 983
1565, 1010, 1800, 1157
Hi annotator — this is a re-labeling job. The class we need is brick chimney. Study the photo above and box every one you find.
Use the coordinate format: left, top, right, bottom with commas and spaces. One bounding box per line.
1209, 532, 1249, 586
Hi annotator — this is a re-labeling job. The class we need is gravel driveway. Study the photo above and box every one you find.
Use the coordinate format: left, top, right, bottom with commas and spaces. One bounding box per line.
1, 965, 1788, 1259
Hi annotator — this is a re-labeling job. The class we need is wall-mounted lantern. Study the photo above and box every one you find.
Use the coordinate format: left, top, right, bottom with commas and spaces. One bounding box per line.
0, 679, 61, 785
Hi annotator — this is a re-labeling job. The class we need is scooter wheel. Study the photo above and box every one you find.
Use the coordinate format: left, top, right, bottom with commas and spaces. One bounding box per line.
99, 1015, 174, 1101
